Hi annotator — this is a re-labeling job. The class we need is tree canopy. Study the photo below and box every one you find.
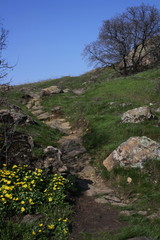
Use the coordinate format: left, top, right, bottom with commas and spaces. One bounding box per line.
83, 4, 160, 75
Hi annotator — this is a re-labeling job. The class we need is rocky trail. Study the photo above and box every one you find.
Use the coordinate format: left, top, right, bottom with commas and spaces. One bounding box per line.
21, 89, 156, 240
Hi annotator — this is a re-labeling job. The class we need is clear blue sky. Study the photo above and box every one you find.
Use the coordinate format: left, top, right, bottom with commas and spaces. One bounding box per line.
1, 0, 160, 85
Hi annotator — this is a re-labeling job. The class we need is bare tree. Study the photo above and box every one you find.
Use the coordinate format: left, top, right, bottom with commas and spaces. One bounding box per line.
0, 22, 12, 82
83, 4, 160, 75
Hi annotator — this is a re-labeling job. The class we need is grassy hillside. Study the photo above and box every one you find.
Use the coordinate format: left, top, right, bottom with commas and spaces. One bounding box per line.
1, 65, 160, 239
3, 65, 160, 162
38, 67, 160, 163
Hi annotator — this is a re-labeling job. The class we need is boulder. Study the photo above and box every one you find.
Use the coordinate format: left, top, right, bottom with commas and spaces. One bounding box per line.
103, 136, 160, 171
121, 106, 156, 123
43, 146, 67, 174
41, 86, 63, 96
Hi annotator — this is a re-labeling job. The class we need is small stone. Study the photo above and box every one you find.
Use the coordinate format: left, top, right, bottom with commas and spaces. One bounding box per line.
21, 214, 43, 223
120, 210, 133, 216
41, 86, 63, 96
95, 197, 109, 204
137, 211, 147, 216
127, 177, 132, 183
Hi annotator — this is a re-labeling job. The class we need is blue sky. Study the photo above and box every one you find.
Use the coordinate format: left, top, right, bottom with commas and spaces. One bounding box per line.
1, 0, 160, 85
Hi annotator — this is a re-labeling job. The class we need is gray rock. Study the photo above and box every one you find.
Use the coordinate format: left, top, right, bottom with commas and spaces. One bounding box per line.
147, 209, 160, 219
51, 106, 62, 113
43, 146, 67, 174
120, 210, 134, 216
31, 109, 44, 116
41, 86, 63, 96
61, 138, 86, 159
46, 119, 71, 134
72, 88, 85, 95
37, 112, 50, 121
63, 88, 71, 93
103, 136, 160, 171
155, 107, 160, 113
119, 102, 132, 107
21, 214, 43, 223
121, 106, 156, 123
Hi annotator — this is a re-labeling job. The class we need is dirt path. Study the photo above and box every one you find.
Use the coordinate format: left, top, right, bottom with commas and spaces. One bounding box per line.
69, 195, 125, 240
24, 92, 129, 238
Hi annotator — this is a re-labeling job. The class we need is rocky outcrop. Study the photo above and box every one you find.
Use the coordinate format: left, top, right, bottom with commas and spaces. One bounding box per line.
41, 86, 63, 97
121, 106, 156, 123
103, 136, 160, 171
0, 108, 36, 125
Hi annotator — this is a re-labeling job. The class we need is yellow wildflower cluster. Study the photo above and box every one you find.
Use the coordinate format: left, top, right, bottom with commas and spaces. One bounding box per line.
31, 218, 69, 238
0, 164, 67, 215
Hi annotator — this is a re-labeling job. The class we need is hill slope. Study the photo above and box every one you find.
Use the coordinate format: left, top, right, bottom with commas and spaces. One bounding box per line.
1, 66, 160, 239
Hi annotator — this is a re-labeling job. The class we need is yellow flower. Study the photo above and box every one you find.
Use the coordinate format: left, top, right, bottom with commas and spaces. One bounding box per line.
63, 229, 68, 234
5, 193, 12, 199
21, 201, 25, 204
13, 197, 19, 201
48, 197, 52, 202
12, 165, 18, 169
29, 199, 34, 205
32, 231, 36, 235
63, 218, 68, 222
38, 230, 42, 233
48, 224, 55, 229
39, 223, 43, 227
21, 207, 25, 212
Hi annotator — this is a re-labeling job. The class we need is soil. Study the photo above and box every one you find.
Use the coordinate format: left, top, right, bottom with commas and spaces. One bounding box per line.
69, 194, 125, 240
